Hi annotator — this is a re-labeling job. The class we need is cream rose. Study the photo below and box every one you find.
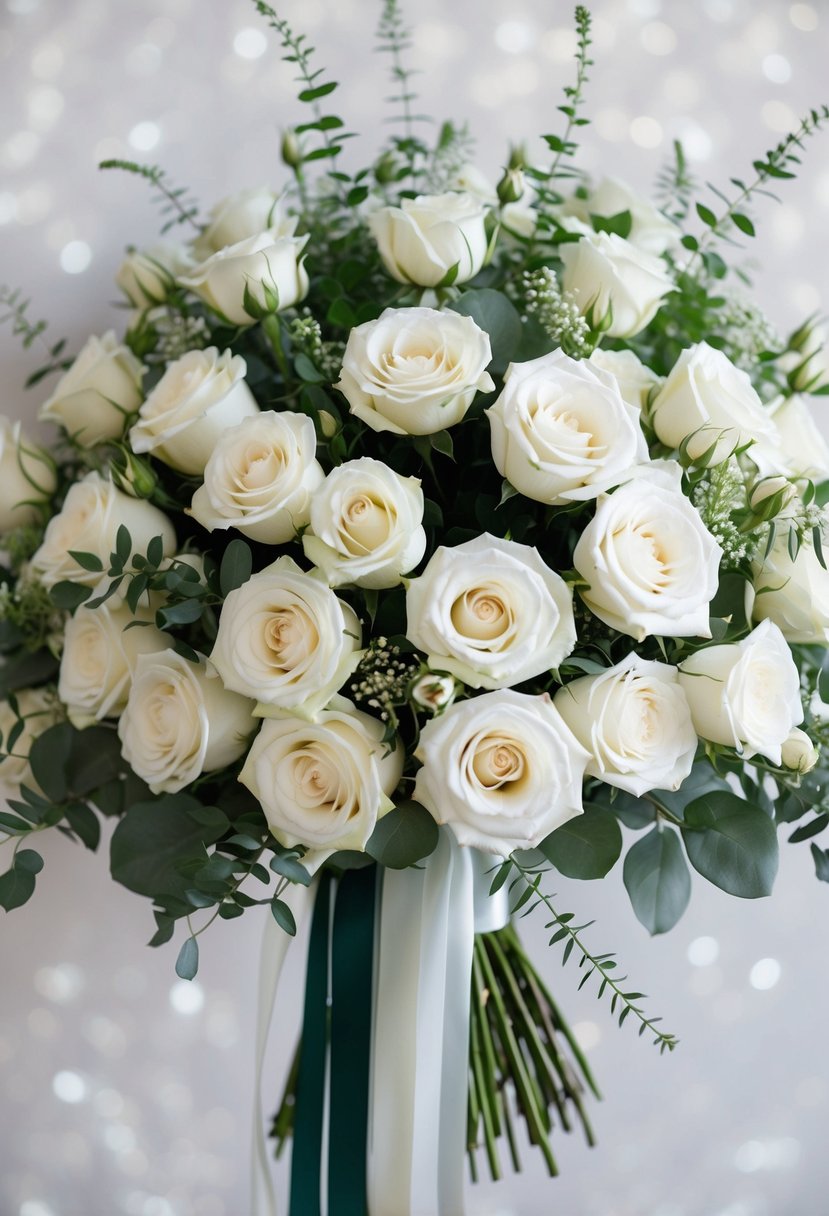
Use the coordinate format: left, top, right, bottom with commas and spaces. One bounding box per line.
554, 654, 697, 795
650, 342, 784, 471
189, 411, 324, 543
179, 229, 309, 326
58, 602, 169, 727
116, 243, 192, 309
768, 393, 829, 481
414, 689, 588, 854
678, 619, 802, 765
588, 348, 661, 412
368, 191, 489, 287
406, 533, 576, 689
564, 176, 682, 256
752, 521, 829, 644
31, 473, 176, 589
573, 462, 722, 641
0, 687, 61, 798
118, 649, 254, 794
336, 306, 493, 436
210, 556, 362, 715
0, 417, 56, 533
39, 331, 143, 447
302, 457, 426, 589
487, 349, 647, 504
192, 187, 296, 260
130, 348, 259, 475
238, 705, 403, 868
559, 224, 674, 338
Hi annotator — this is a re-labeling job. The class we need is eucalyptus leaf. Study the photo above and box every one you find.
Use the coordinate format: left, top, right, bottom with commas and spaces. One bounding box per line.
682, 792, 778, 898
366, 800, 439, 869
448, 288, 522, 371
110, 795, 228, 899
623, 826, 691, 935
175, 935, 199, 980
540, 807, 622, 879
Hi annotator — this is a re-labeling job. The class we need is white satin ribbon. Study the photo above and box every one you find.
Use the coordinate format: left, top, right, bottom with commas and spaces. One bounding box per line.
367, 833, 509, 1216
251, 881, 315, 1216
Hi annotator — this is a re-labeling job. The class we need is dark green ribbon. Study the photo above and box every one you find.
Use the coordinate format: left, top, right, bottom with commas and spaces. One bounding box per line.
289, 864, 378, 1216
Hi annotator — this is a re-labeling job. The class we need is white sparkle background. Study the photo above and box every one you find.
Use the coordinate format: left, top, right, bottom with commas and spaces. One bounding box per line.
2, 1, 829, 1213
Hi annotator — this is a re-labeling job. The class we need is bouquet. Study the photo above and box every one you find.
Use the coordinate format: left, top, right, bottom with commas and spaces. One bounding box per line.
3, 2, 829, 1209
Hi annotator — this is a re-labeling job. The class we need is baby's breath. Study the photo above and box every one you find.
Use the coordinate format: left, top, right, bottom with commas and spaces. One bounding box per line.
517, 267, 591, 357
349, 636, 420, 725
145, 309, 209, 365
692, 459, 752, 564
718, 291, 780, 374
288, 310, 344, 380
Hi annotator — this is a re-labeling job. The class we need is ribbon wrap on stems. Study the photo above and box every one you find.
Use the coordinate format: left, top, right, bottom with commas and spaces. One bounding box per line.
253, 829, 509, 1215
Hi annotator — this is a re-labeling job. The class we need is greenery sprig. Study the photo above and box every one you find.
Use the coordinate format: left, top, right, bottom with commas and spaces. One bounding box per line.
98, 160, 200, 233
0, 285, 71, 387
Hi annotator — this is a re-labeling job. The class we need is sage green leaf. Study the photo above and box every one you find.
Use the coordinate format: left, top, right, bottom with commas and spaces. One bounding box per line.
623, 826, 691, 935
365, 800, 439, 869
540, 807, 622, 879
110, 795, 228, 899
682, 792, 778, 898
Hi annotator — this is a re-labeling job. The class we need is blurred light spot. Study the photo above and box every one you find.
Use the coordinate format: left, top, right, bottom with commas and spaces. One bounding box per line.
412, 21, 466, 59
688, 935, 720, 966
60, 240, 91, 274
7, 0, 40, 12
735, 1140, 766, 1173
749, 957, 781, 990
795, 1076, 826, 1107
790, 3, 819, 31
30, 42, 63, 78
144, 17, 177, 47
641, 21, 676, 54
84, 1015, 127, 1057
735, 1136, 800, 1173
27, 86, 64, 131
46, 218, 75, 249
35, 963, 84, 1003
93, 1086, 125, 1118
770, 204, 804, 249
762, 53, 792, 83
573, 1020, 601, 1050
53, 1070, 87, 1103
157, 1079, 193, 1114
170, 979, 204, 1015
540, 26, 578, 62
746, 15, 780, 51
788, 280, 821, 314
762, 99, 798, 133
27, 1007, 59, 1038
0, 192, 16, 224
233, 27, 267, 58
494, 20, 534, 53
704, 0, 734, 19
3, 130, 40, 167
20, 1202, 56, 1216
114, 966, 148, 999
679, 121, 713, 161
500, 58, 540, 96
689, 965, 723, 998
628, 0, 661, 15
712, 990, 744, 1023
595, 106, 630, 142
630, 115, 663, 148
126, 42, 163, 77
663, 69, 701, 108
128, 121, 160, 152
104, 1123, 137, 1154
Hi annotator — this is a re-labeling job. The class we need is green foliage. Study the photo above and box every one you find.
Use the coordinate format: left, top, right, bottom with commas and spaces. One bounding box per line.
98, 160, 200, 232
681, 791, 779, 898
0, 284, 71, 386
654, 139, 696, 224
539, 807, 622, 880
623, 826, 691, 935
448, 289, 523, 373
365, 800, 439, 868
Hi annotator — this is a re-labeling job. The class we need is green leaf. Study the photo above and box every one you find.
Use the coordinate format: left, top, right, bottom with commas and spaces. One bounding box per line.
682, 792, 778, 897
696, 202, 717, 228
175, 935, 199, 980
28, 722, 74, 802
64, 802, 101, 850
158, 599, 204, 627
365, 800, 439, 869
590, 209, 632, 239
0, 864, 36, 910
271, 898, 297, 935
115, 524, 132, 565
298, 80, 338, 102
269, 854, 312, 886
623, 826, 691, 935
731, 212, 755, 236
15, 848, 44, 874
811, 843, 829, 882
540, 807, 622, 879
219, 539, 253, 597
110, 795, 228, 899
50, 581, 93, 611
68, 550, 104, 573
448, 288, 523, 372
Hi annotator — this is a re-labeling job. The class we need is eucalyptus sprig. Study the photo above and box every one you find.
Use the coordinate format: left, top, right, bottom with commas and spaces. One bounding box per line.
0, 285, 70, 388
98, 160, 200, 233
376, 0, 429, 183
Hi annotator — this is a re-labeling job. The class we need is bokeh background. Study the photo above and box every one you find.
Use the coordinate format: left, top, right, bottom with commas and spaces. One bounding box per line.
2, 1, 829, 1213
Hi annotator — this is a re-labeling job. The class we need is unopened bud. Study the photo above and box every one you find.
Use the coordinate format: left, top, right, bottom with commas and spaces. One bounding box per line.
410, 672, 456, 714
497, 167, 525, 206
281, 129, 302, 169
781, 727, 819, 774
508, 143, 527, 171
749, 475, 796, 515
112, 450, 158, 499
374, 151, 398, 185
318, 410, 338, 439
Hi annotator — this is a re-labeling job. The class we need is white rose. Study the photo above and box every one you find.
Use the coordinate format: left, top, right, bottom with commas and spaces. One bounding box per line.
58, 602, 169, 727
414, 689, 588, 854
487, 349, 647, 504
118, 649, 254, 794
192, 187, 296, 260
368, 191, 489, 287
588, 348, 661, 412
130, 348, 260, 475
573, 462, 722, 640
238, 705, 403, 868
559, 225, 674, 338
189, 411, 323, 543
336, 306, 493, 436
650, 342, 783, 470
302, 457, 426, 589
116, 243, 192, 309
39, 331, 143, 447
564, 176, 682, 256
179, 229, 309, 326
409, 672, 457, 713
752, 521, 829, 644
0, 687, 61, 797
406, 533, 576, 690
781, 727, 819, 773
554, 653, 697, 795
0, 417, 56, 533
768, 393, 829, 481
31, 472, 176, 589
678, 619, 802, 765
210, 556, 362, 715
